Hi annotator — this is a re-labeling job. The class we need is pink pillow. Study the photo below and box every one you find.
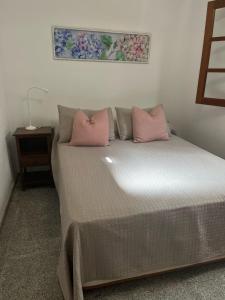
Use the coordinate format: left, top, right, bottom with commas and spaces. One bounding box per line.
132, 105, 169, 143
69, 109, 109, 146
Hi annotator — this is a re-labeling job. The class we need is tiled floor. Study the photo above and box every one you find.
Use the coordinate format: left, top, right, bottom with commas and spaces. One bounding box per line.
0, 185, 63, 300
1, 184, 225, 300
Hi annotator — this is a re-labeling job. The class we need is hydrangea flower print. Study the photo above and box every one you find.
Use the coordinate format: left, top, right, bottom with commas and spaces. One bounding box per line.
53, 28, 150, 63
113, 35, 149, 62
71, 33, 105, 59
54, 29, 73, 56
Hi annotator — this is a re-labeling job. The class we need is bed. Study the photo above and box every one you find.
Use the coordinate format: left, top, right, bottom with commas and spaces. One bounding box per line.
52, 134, 225, 300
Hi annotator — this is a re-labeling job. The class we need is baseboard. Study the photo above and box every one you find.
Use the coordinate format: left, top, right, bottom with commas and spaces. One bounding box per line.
0, 179, 15, 228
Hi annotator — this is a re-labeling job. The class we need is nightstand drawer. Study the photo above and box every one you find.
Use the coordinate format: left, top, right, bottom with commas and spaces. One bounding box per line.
20, 154, 50, 167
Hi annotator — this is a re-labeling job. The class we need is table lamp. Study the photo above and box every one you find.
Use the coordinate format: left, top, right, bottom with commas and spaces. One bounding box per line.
26, 86, 49, 130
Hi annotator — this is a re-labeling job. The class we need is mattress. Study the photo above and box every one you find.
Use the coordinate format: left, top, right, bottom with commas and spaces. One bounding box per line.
52, 135, 225, 300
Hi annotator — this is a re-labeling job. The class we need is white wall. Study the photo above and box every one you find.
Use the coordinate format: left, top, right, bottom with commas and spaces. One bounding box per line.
0, 0, 182, 131
0, 58, 14, 225
160, 0, 225, 159
0, 0, 225, 170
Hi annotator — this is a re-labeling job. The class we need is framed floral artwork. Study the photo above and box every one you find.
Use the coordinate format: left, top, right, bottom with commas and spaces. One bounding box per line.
52, 27, 150, 64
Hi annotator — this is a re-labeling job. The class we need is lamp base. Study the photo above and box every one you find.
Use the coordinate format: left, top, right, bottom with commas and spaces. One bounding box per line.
25, 125, 37, 131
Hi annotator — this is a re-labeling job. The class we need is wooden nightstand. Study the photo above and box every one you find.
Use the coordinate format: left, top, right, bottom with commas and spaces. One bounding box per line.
14, 127, 54, 189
